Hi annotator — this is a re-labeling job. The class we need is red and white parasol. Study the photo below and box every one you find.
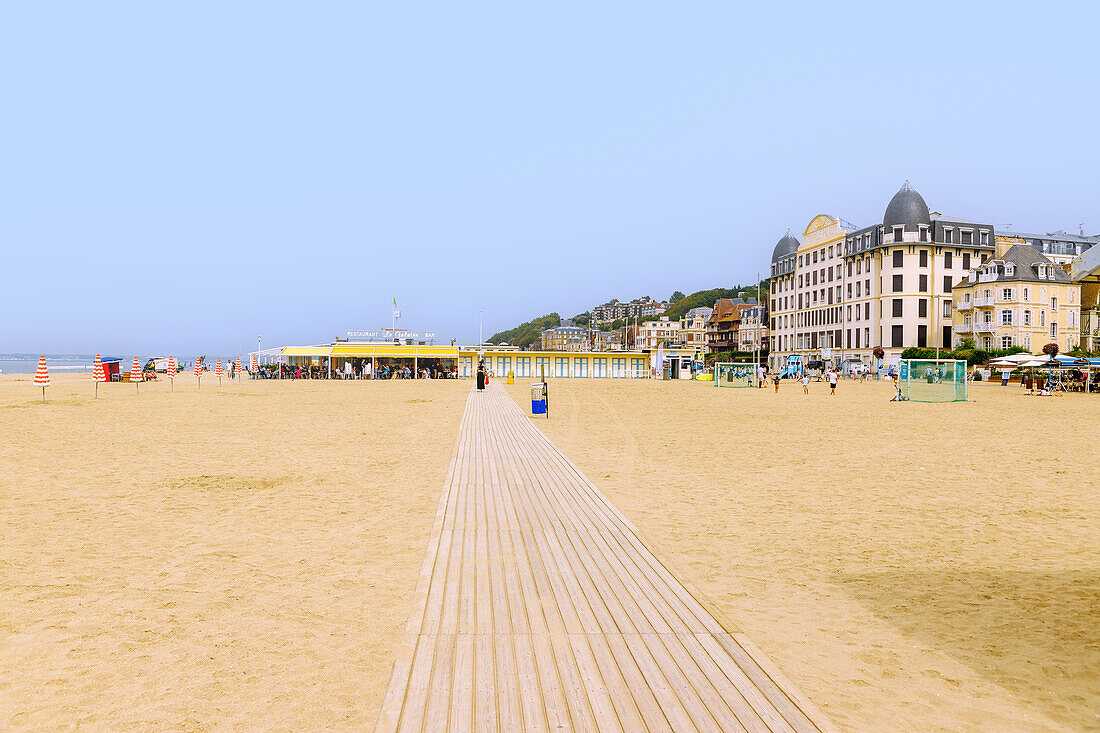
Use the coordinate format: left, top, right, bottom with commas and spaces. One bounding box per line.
93, 354, 107, 398
34, 355, 50, 403
131, 356, 142, 393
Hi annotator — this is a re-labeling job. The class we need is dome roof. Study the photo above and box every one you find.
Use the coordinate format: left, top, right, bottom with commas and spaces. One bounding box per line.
771, 228, 800, 263
882, 180, 931, 231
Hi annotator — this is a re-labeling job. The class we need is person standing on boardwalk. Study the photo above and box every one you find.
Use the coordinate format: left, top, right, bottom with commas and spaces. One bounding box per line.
476, 359, 486, 391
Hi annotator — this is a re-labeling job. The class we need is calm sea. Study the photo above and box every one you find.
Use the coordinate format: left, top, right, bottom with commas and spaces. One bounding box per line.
0, 357, 96, 375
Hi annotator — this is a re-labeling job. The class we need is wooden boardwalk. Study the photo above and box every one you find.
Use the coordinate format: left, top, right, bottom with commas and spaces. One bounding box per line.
376, 383, 835, 732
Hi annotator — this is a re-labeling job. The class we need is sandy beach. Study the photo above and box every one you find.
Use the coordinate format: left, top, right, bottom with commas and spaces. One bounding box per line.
3, 371, 1097, 731
503, 377, 1100, 732
0, 373, 468, 730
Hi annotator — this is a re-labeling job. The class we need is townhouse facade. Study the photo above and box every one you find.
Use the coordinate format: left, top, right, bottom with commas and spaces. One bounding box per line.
540, 324, 590, 352
638, 317, 682, 350
591, 298, 669, 324
952, 243, 1081, 352
679, 307, 712, 351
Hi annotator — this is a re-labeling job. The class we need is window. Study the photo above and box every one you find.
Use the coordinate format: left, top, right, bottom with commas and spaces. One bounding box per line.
1000, 310, 1013, 325
892, 325, 904, 347
917, 325, 927, 347
892, 299, 903, 317
944, 228, 953, 244
943, 301, 952, 317
918, 299, 927, 317
865, 302, 870, 319
893, 250, 903, 267
847, 262, 853, 277
1023, 310, 1031, 326
919, 250, 928, 267
1050, 322, 1057, 338
893, 274, 903, 292
847, 284, 853, 298
919, 274, 928, 292
962, 252, 971, 269
856, 282, 861, 297
813, 251, 818, 264
1001, 336, 1013, 349
919, 226, 928, 242
893, 226, 904, 242
846, 305, 852, 320
1002, 288, 1013, 301
1040, 310, 1045, 327
961, 230, 972, 245
944, 275, 952, 292
856, 259, 862, 274
980, 231, 989, 245
944, 251, 952, 267
1051, 297, 1058, 310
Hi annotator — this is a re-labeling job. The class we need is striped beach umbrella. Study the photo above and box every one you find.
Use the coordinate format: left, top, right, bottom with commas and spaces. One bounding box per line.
235, 356, 242, 378
167, 356, 177, 392
193, 357, 203, 389
251, 353, 258, 376
215, 358, 224, 386
33, 355, 50, 403
93, 354, 107, 398
131, 356, 142, 393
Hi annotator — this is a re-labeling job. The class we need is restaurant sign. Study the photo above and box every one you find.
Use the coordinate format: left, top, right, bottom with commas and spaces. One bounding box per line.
347, 329, 436, 342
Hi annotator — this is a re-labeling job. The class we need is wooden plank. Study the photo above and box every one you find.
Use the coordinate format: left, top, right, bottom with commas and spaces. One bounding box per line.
473, 634, 497, 733
450, 633, 475, 731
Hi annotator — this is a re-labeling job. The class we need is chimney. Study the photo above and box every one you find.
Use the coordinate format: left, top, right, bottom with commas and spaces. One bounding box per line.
993, 234, 1014, 259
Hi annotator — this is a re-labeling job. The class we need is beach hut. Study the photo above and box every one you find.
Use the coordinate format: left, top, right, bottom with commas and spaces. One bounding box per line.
130, 356, 142, 392
33, 355, 50, 403
93, 354, 107, 398
215, 358, 224, 386
167, 356, 177, 392
193, 356, 203, 389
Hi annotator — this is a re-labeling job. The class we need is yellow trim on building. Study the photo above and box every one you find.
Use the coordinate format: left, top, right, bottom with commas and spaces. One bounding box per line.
280, 346, 334, 357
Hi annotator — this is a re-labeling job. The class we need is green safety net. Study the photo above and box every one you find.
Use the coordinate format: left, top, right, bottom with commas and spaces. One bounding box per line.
902, 360, 968, 402
715, 362, 759, 388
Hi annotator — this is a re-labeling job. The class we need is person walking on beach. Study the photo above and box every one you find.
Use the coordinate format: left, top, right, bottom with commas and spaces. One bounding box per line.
757, 365, 766, 388
772, 373, 780, 393
800, 374, 810, 394
828, 369, 838, 395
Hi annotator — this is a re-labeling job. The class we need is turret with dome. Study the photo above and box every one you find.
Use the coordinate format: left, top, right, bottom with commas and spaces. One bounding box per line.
882, 180, 931, 232
770, 228, 800, 263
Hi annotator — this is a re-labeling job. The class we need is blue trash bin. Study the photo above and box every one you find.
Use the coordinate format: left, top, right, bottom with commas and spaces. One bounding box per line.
531, 382, 546, 414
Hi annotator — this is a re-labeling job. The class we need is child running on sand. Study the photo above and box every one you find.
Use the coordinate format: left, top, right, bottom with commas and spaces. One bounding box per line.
800, 374, 810, 394
773, 374, 780, 393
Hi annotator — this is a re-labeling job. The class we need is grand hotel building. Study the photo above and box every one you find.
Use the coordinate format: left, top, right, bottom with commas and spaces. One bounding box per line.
768, 181, 996, 371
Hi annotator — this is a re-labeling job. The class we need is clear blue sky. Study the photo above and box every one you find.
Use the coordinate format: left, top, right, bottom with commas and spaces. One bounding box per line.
2, 2, 1097, 355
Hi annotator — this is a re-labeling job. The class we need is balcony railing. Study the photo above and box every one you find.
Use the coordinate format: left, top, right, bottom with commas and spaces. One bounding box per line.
973, 296, 995, 307
956, 301, 973, 311
975, 322, 995, 333
956, 323, 973, 333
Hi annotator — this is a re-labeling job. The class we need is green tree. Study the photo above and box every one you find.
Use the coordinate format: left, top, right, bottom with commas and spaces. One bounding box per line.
669, 290, 686, 303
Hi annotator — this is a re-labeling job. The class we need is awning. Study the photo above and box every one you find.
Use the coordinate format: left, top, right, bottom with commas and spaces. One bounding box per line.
280, 346, 334, 357
330, 344, 459, 358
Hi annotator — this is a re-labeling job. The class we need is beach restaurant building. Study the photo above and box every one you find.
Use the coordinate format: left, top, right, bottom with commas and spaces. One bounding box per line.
261, 338, 698, 379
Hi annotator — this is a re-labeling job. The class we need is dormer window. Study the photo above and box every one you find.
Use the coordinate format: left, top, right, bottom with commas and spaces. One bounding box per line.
980, 231, 989, 245
919, 225, 928, 242
893, 226, 904, 242
1037, 266, 1046, 279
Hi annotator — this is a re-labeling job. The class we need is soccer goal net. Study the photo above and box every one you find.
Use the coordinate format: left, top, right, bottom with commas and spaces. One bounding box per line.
715, 362, 759, 388
901, 359, 968, 402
